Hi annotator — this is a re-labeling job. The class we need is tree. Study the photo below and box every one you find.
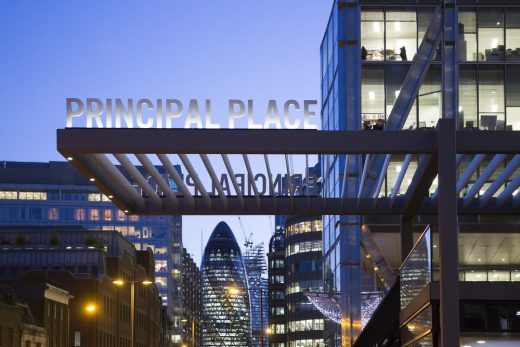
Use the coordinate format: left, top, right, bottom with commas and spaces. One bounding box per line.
49, 233, 60, 247
85, 234, 105, 249
15, 235, 28, 246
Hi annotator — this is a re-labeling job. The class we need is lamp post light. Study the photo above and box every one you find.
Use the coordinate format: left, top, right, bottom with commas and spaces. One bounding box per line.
113, 278, 152, 347
84, 303, 97, 314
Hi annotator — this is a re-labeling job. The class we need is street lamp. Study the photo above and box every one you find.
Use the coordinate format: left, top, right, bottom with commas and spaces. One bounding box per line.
84, 303, 97, 314
113, 278, 152, 347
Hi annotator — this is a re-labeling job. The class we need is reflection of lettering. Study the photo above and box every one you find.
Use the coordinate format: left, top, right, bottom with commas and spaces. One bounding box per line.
137, 173, 315, 197
66, 98, 319, 129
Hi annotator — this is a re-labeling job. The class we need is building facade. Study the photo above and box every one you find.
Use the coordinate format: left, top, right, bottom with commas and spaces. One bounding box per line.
8, 282, 73, 347
284, 216, 324, 347
320, 1, 520, 346
201, 221, 251, 346
268, 224, 286, 347
0, 226, 164, 347
182, 248, 202, 347
0, 161, 184, 342
0, 284, 48, 347
244, 243, 269, 347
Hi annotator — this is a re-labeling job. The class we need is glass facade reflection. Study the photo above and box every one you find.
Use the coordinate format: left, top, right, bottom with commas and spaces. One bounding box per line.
321, 2, 520, 345
201, 221, 251, 346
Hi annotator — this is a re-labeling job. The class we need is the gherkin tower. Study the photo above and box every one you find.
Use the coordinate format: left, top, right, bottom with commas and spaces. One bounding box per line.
201, 221, 252, 346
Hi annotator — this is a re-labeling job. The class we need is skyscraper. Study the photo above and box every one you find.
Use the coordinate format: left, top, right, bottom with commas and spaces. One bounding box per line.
201, 221, 251, 346
182, 248, 202, 347
284, 216, 324, 347
244, 242, 268, 347
267, 224, 286, 347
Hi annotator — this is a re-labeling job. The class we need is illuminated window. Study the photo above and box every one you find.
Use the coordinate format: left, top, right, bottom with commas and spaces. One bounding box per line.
88, 193, 101, 202
103, 209, 112, 221
155, 247, 167, 254
19, 191, 47, 200
90, 209, 99, 221
75, 209, 86, 221
48, 208, 59, 220
117, 210, 126, 221
155, 260, 167, 273
156, 277, 167, 287
0, 191, 17, 199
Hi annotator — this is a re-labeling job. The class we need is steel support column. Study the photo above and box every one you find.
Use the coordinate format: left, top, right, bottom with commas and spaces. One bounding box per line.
437, 119, 460, 345
339, 0, 362, 345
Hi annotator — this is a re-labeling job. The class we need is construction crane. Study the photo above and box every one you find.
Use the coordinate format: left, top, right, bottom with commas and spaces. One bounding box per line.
237, 216, 253, 250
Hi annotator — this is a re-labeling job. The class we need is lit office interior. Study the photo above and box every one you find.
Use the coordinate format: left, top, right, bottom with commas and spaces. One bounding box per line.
360, 7, 520, 131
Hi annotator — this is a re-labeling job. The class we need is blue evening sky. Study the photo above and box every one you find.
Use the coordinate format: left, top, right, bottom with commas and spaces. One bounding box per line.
0, 1, 332, 264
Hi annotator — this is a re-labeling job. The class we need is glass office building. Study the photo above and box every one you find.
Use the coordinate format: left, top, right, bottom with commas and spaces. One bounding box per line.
201, 221, 252, 346
0, 161, 184, 343
244, 243, 269, 347
268, 224, 286, 347
285, 216, 324, 347
321, 1, 520, 346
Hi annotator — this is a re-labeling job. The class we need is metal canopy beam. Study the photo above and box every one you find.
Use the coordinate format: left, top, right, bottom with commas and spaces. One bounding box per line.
97, 196, 520, 215
73, 153, 146, 212
57, 128, 436, 155
58, 128, 520, 155
157, 154, 195, 207
57, 129, 520, 216
402, 154, 438, 219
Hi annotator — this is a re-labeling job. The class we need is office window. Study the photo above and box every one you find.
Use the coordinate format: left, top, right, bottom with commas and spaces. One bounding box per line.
418, 67, 442, 128
362, 66, 385, 129
386, 11, 417, 61
488, 270, 510, 281
361, 10, 384, 60
479, 68, 505, 130
19, 191, 47, 200
466, 270, 487, 281
506, 66, 520, 130
418, 7, 437, 59
459, 67, 478, 129
386, 64, 417, 129
90, 209, 100, 221
0, 191, 17, 199
478, 9, 504, 62
459, 9, 477, 61
75, 208, 85, 221
88, 193, 101, 201
103, 209, 112, 221
48, 207, 59, 220
506, 9, 520, 61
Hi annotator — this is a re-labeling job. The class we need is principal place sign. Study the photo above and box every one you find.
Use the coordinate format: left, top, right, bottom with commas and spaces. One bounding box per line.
66, 98, 319, 129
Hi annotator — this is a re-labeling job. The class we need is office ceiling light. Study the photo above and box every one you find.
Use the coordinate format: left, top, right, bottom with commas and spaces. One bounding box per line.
477, 341, 485, 344
373, 22, 380, 33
